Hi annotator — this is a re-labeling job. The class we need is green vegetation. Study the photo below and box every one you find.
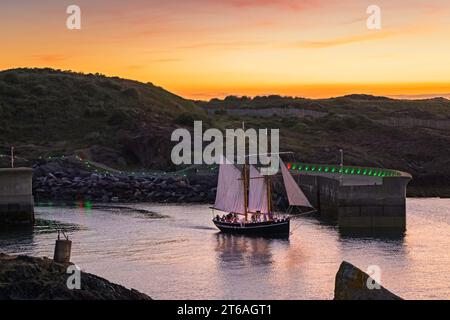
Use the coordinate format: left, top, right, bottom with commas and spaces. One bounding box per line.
199, 94, 450, 120
0, 68, 449, 196
0, 68, 203, 164
202, 95, 450, 196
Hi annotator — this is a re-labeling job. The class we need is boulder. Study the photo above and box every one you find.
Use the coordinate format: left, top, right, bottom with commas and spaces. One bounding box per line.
334, 261, 403, 300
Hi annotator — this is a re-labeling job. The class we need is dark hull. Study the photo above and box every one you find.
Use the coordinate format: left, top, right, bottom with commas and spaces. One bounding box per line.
213, 219, 290, 236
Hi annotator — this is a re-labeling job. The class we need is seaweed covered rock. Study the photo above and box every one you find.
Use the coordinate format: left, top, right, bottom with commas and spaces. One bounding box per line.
0, 253, 151, 300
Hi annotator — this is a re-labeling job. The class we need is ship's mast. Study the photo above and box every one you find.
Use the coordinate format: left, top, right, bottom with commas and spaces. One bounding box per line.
242, 122, 249, 222
243, 162, 249, 222
265, 175, 272, 214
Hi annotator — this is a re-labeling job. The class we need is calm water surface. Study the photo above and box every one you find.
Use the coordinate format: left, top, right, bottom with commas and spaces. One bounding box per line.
0, 198, 449, 300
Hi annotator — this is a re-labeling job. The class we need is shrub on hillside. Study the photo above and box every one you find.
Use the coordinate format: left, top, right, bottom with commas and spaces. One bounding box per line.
2, 72, 19, 84
281, 117, 298, 128
0, 84, 23, 98
174, 111, 212, 127
121, 87, 140, 99
30, 85, 46, 96
175, 112, 196, 126
108, 110, 128, 126
83, 108, 107, 118
214, 109, 227, 115
98, 79, 121, 91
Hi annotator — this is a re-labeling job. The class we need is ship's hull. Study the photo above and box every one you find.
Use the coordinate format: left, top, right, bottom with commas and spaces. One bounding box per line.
213, 219, 290, 236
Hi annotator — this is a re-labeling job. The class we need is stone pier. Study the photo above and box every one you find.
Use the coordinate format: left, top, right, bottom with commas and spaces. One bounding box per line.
289, 163, 412, 231
0, 168, 34, 227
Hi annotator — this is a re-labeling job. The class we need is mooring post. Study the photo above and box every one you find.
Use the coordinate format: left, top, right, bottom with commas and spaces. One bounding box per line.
53, 230, 72, 263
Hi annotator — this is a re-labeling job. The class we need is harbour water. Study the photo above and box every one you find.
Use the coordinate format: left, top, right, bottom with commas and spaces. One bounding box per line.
0, 198, 449, 300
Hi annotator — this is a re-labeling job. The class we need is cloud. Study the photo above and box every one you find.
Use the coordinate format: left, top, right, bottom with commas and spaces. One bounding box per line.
290, 22, 437, 49
32, 54, 68, 63
177, 40, 264, 50
149, 58, 182, 63
292, 31, 396, 48
225, 0, 326, 10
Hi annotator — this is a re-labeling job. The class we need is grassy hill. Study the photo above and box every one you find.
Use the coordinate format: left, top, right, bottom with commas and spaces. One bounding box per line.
0, 68, 449, 196
0, 68, 205, 168
200, 95, 450, 196
199, 94, 450, 119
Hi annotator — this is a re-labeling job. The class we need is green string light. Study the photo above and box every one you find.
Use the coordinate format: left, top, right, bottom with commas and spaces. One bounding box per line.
286, 162, 401, 180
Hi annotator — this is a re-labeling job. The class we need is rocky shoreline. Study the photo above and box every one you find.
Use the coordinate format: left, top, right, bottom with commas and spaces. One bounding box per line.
32, 159, 291, 207
32, 159, 217, 204
0, 253, 151, 300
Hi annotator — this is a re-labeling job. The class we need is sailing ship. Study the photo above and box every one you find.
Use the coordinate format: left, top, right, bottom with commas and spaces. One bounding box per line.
212, 156, 313, 237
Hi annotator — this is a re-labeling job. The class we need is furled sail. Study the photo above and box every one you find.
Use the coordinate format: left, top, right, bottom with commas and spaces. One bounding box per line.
214, 158, 246, 214
248, 165, 269, 214
280, 160, 313, 208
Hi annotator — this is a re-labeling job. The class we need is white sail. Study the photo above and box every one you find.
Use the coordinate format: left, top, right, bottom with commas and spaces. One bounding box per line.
248, 165, 269, 214
214, 159, 246, 214
280, 160, 313, 208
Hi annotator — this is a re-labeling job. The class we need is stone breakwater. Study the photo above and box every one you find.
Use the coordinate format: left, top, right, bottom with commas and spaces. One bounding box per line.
32, 160, 218, 204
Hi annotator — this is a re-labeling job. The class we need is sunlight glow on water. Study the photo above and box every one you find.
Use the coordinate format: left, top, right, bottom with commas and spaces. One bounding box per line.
0, 198, 449, 299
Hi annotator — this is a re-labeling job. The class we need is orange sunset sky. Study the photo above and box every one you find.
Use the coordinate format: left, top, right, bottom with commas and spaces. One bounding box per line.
1, 0, 450, 100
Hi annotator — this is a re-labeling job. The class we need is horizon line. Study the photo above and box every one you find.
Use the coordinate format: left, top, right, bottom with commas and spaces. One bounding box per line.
2, 67, 450, 102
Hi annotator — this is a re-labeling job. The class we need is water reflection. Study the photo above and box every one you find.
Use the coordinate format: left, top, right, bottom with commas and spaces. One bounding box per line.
215, 233, 288, 268
0, 200, 448, 299
0, 219, 83, 256
0, 227, 34, 245
215, 232, 273, 269
338, 228, 406, 241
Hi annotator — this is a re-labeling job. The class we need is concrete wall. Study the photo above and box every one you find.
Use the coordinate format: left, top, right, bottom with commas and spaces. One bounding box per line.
337, 177, 409, 230
296, 172, 411, 231
0, 168, 34, 226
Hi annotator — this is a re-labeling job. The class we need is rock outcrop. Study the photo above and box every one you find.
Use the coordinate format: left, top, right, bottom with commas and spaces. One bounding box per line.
124, 128, 176, 170
0, 253, 151, 300
334, 261, 402, 300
